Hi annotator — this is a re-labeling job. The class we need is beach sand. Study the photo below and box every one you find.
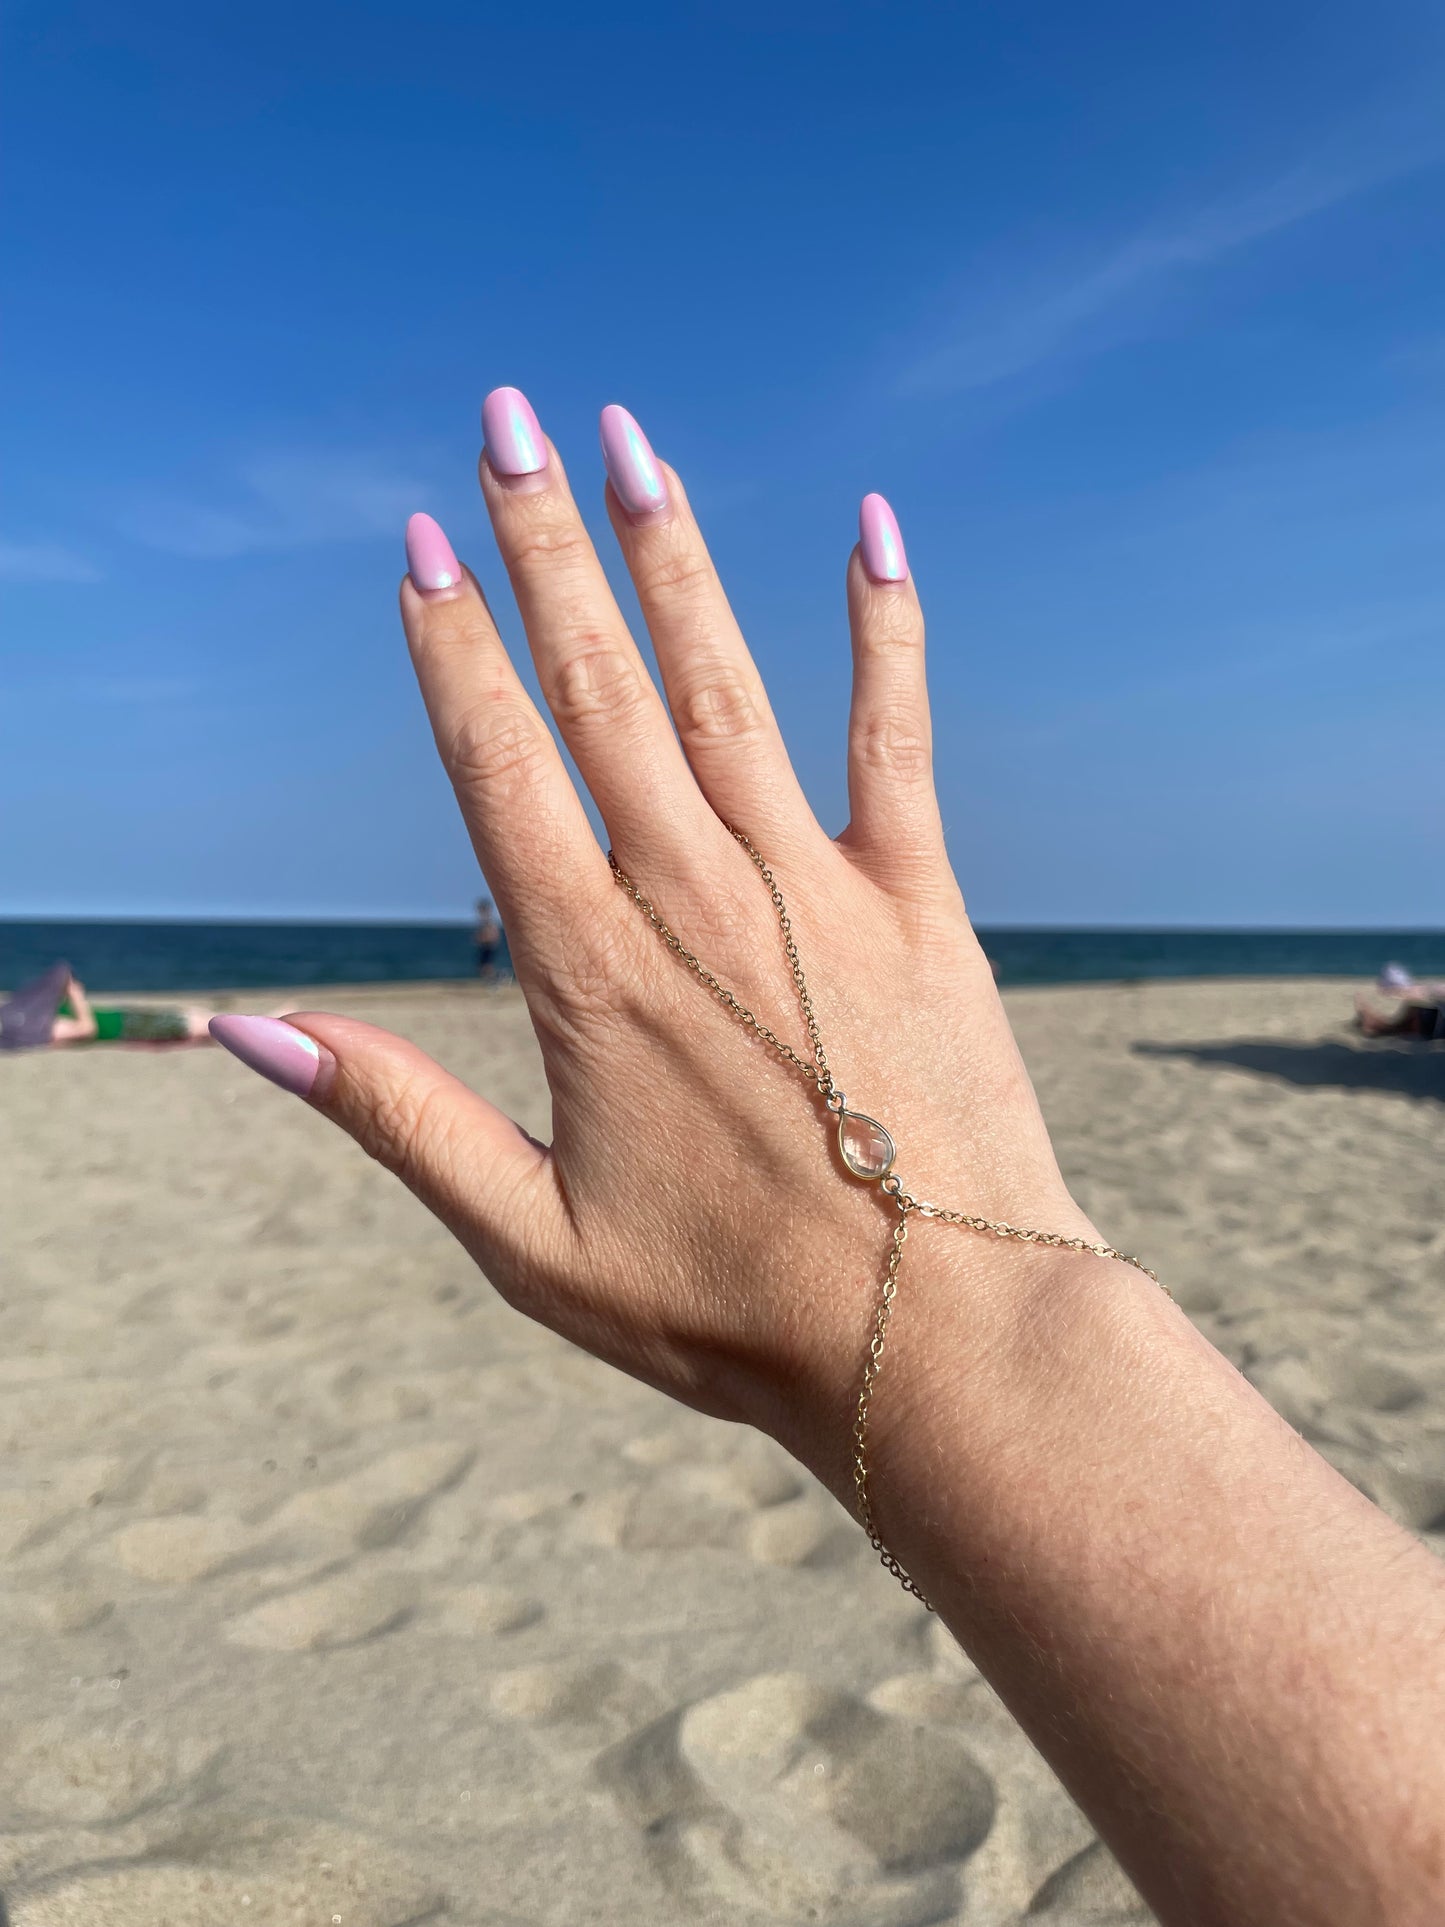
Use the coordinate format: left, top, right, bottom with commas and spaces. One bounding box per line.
1, 978, 1441, 1925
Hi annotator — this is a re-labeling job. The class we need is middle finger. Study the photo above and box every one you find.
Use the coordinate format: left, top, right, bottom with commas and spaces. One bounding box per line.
477, 386, 719, 871
600, 404, 814, 856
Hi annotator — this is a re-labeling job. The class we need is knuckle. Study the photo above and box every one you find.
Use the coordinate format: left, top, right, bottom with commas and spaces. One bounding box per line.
547, 642, 649, 732
411, 604, 477, 655
852, 709, 933, 781
674, 664, 767, 747
446, 702, 551, 804
354, 1072, 452, 1183
506, 518, 592, 572
855, 595, 923, 659
632, 547, 717, 600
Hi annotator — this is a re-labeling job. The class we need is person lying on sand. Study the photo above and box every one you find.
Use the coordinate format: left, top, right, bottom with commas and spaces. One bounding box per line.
1354, 962, 1445, 1039
1, 964, 226, 1049
51, 971, 215, 1044
209, 389, 1445, 1927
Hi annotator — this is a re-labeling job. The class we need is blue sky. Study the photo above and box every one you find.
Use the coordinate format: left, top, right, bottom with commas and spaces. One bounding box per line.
4, 0, 1443, 924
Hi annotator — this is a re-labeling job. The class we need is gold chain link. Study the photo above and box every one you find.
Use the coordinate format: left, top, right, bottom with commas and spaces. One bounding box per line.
611, 829, 1167, 1606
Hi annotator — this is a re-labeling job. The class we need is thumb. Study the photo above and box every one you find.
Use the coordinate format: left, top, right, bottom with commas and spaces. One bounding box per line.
208, 1012, 552, 1279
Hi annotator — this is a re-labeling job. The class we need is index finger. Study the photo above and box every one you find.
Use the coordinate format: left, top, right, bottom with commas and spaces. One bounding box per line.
400, 512, 619, 988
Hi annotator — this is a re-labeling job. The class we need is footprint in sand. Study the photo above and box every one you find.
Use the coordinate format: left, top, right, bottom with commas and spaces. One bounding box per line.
0, 1583, 114, 1635
432, 1584, 544, 1637
1325, 1353, 1426, 1415
109, 1513, 276, 1584
271, 1442, 473, 1551
587, 1434, 863, 1571
597, 1671, 996, 1925
224, 1570, 414, 1651
0, 1720, 216, 1830
5, 1816, 443, 1927
0, 1455, 137, 1559
865, 1665, 1110, 1914
491, 1660, 664, 1751
742, 1496, 862, 1570
597, 1460, 802, 1556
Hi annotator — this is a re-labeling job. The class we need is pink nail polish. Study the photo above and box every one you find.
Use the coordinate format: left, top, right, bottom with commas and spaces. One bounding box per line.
482, 386, 548, 477
859, 493, 908, 583
600, 404, 669, 517
405, 513, 463, 595
210, 1015, 322, 1098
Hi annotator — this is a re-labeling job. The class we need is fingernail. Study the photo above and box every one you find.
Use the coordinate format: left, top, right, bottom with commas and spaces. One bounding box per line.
859, 493, 908, 583
600, 404, 669, 517
405, 512, 463, 596
482, 386, 548, 477
210, 1015, 323, 1098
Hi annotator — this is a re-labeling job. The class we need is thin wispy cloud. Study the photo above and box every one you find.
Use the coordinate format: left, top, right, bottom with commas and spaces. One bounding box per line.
0, 540, 101, 583
900, 119, 1442, 398
117, 451, 432, 559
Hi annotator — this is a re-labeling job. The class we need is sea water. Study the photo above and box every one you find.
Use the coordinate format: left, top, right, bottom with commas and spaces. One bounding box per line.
3, 921, 1441, 994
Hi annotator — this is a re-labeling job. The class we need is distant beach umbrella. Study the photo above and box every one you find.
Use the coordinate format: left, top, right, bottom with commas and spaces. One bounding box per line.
0, 961, 70, 1050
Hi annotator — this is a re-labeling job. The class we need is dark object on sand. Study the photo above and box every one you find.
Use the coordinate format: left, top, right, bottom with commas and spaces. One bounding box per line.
0, 962, 69, 1050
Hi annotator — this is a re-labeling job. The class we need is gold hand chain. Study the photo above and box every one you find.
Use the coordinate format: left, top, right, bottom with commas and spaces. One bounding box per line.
610, 830, 1166, 1607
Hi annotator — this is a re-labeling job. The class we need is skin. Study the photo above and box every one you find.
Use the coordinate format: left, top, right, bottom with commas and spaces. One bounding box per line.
1355, 988, 1443, 1036
48, 971, 98, 1044
266, 425, 1445, 1925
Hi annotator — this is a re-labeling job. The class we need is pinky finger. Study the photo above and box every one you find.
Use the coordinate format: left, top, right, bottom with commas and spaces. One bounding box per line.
840, 495, 945, 887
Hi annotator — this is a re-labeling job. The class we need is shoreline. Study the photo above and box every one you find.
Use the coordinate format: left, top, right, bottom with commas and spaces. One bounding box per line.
18, 970, 1396, 1002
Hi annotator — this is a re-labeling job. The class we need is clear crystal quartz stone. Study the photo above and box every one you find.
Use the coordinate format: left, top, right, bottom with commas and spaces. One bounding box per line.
838, 1110, 896, 1181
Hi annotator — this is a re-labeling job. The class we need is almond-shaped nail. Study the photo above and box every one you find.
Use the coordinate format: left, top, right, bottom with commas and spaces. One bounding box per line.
600, 404, 669, 517
210, 1015, 322, 1097
405, 512, 463, 595
482, 386, 548, 477
859, 493, 908, 583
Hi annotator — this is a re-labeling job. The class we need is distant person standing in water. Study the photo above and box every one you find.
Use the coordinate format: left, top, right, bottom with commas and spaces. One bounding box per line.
472, 898, 504, 981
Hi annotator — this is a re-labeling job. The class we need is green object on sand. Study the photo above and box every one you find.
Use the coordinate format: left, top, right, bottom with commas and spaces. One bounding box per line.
54, 993, 190, 1042
93, 1006, 192, 1042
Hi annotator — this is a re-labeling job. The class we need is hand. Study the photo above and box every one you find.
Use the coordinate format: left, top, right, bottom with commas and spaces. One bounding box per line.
211, 389, 1108, 1498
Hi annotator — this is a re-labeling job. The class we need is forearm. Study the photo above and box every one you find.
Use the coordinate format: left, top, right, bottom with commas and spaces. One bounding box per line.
63, 978, 95, 1028
48, 1017, 96, 1043
830, 1242, 1445, 1926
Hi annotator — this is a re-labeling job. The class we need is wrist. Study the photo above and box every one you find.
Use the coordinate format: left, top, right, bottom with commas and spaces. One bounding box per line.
758, 1215, 1164, 1518
863, 1235, 1176, 1528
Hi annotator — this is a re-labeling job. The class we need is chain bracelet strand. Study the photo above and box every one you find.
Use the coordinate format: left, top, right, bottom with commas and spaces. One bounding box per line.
611, 829, 1168, 1606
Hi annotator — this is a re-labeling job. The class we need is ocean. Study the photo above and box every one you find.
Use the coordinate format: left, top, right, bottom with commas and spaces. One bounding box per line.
3, 921, 1443, 995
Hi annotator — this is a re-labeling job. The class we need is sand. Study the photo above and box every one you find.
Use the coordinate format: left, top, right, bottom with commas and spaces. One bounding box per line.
1, 977, 1441, 1926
